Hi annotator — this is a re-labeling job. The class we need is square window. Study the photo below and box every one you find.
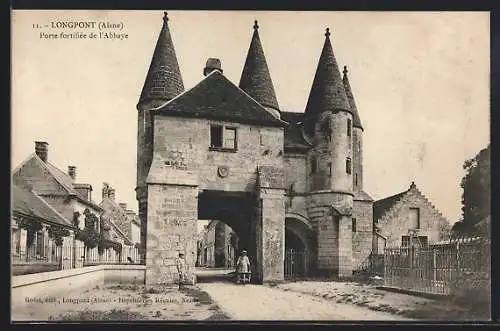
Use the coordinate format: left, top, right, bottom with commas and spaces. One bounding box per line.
210, 125, 237, 151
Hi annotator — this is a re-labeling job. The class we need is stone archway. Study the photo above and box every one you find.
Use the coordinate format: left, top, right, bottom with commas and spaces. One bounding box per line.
284, 214, 315, 278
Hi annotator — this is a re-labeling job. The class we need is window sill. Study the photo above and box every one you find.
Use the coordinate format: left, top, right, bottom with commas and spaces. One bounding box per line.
209, 147, 238, 153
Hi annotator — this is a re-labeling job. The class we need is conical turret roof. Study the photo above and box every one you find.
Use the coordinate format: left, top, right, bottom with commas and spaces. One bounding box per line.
304, 28, 351, 117
138, 12, 184, 108
239, 20, 280, 112
342, 66, 363, 130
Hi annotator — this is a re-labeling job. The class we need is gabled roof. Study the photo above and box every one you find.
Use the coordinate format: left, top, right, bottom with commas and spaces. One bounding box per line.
154, 70, 287, 127
138, 12, 184, 108
239, 21, 280, 112
280, 112, 312, 152
99, 197, 134, 245
305, 29, 351, 117
354, 189, 373, 202
13, 153, 103, 212
342, 66, 363, 130
12, 184, 73, 228
373, 189, 409, 222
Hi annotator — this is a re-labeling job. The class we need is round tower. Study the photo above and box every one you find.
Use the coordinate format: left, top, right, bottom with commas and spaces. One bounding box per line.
136, 12, 185, 263
304, 28, 354, 278
343, 66, 364, 192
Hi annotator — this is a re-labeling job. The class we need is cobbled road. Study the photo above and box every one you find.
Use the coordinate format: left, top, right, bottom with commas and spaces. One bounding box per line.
196, 268, 412, 321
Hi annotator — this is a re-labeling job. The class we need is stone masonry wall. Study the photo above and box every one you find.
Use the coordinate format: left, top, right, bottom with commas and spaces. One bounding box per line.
306, 192, 353, 277
259, 187, 285, 282
377, 187, 451, 248
153, 116, 283, 193
146, 184, 198, 285
284, 154, 307, 193
352, 199, 373, 270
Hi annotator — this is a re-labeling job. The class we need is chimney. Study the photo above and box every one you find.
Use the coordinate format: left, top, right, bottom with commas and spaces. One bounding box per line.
108, 188, 116, 201
102, 182, 109, 200
35, 141, 48, 162
119, 203, 127, 210
203, 58, 223, 76
68, 166, 76, 180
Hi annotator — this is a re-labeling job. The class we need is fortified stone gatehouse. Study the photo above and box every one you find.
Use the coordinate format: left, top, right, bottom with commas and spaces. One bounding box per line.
136, 13, 375, 284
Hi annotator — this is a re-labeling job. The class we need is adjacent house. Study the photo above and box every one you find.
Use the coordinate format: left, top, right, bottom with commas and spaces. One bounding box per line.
99, 183, 140, 263
12, 183, 76, 275
372, 181, 451, 253
12, 141, 139, 270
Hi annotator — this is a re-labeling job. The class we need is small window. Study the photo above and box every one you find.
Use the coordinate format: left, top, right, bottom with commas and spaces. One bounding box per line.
346, 157, 352, 174
347, 119, 352, 137
401, 235, 410, 248
418, 236, 428, 248
352, 218, 357, 232
357, 141, 361, 153
210, 125, 237, 151
311, 157, 317, 174
210, 125, 223, 148
328, 162, 332, 176
355, 173, 358, 186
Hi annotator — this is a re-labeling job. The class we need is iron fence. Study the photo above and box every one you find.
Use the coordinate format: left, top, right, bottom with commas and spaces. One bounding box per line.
12, 240, 142, 275
384, 237, 490, 295
284, 249, 313, 279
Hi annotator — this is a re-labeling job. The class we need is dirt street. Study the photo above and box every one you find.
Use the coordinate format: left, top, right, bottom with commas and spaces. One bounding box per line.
196, 269, 411, 321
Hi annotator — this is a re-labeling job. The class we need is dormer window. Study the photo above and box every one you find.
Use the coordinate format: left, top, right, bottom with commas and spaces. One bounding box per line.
210, 124, 237, 152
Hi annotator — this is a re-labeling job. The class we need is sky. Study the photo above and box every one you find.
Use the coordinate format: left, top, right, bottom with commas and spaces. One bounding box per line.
11, 11, 490, 232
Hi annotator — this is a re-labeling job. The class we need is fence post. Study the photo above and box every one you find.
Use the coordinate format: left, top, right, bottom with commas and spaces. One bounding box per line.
433, 248, 437, 282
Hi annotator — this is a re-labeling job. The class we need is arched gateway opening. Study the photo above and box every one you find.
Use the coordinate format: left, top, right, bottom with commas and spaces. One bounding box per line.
284, 215, 315, 279
196, 190, 257, 283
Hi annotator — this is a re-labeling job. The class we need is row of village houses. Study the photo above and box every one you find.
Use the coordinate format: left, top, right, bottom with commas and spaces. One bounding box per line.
11, 141, 141, 275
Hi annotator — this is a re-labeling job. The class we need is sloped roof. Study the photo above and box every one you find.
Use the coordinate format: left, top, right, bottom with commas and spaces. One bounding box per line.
304, 29, 351, 117
138, 12, 184, 107
342, 66, 363, 130
154, 70, 286, 127
373, 189, 409, 222
12, 184, 73, 228
13, 154, 103, 212
280, 112, 312, 152
239, 21, 280, 112
354, 189, 373, 202
99, 198, 133, 245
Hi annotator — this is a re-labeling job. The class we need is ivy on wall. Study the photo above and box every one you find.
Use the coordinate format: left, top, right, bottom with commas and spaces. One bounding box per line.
47, 225, 70, 246
17, 218, 43, 247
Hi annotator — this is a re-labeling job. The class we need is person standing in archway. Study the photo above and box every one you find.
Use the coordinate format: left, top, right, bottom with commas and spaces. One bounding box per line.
236, 250, 251, 284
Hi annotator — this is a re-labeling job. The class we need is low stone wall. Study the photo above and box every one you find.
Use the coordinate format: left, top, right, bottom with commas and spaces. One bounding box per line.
11, 265, 146, 308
